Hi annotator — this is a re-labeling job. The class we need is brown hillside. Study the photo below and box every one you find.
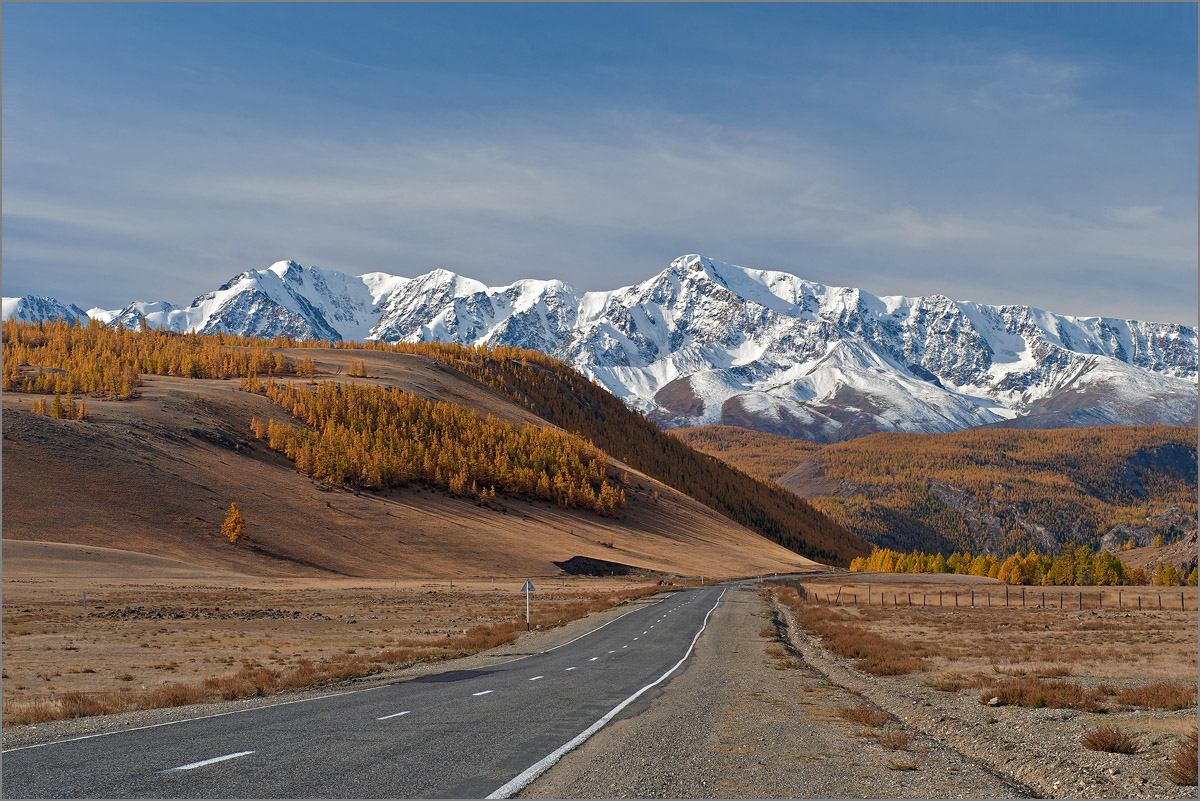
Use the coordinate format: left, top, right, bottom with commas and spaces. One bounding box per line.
2, 350, 819, 580
672, 425, 820, 482
675, 423, 1198, 558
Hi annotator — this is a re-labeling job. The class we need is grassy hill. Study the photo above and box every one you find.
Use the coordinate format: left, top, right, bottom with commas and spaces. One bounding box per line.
675, 423, 1198, 557
2, 320, 866, 574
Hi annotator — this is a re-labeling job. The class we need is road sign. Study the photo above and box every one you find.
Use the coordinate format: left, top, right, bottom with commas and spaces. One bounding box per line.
522, 579, 535, 629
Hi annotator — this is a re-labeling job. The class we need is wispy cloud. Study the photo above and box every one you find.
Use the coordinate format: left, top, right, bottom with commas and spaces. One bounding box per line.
4, 111, 1194, 324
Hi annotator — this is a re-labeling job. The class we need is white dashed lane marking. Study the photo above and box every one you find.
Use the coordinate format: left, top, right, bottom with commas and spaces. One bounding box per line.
529, 676, 544, 681
565, 667, 576, 671
588, 657, 599, 662
376, 711, 411, 721
160, 751, 255, 773
472, 690, 494, 696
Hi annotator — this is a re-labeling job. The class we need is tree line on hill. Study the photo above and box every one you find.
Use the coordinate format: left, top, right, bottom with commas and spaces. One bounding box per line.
2, 318, 298, 397
244, 377, 627, 515
851, 546, 1197, 587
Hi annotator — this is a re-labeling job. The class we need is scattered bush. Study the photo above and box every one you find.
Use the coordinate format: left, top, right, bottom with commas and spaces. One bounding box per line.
1115, 681, 1196, 711
1081, 725, 1137, 754
836, 703, 888, 728
978, 677, 1107, 713
1166, 729, 1198, 786
878, 727, 914, 751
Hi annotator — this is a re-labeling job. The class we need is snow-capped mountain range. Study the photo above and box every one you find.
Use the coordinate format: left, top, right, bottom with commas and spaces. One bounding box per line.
5, 255, 1196, 441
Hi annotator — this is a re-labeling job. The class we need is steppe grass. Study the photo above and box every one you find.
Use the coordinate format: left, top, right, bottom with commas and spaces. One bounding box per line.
878, 726, 914, 750
1166, 729, 1198, 786
978, 676, 1197, 714
978, 677, 1108, 712
1080, 725, 1137, 754
773, 584, 931, 676
836, 702, 889, 728
2, 585, 662, 726
1115, 681, 1196, 711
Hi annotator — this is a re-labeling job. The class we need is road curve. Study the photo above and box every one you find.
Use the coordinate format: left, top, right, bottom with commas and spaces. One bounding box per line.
3, 585, 728, 798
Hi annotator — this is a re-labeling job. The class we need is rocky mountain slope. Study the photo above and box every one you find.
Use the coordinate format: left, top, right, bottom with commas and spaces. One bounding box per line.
6, 254, 1195, 441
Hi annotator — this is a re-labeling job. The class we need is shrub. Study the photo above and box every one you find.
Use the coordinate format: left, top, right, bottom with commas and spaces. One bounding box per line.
1166, 730, 1198, 786
836, 703, 888, 728
979, 677, 1107, 713
878, 727, 914, 750
1081, 725, 1137, 754
1116, 681, 1196, 711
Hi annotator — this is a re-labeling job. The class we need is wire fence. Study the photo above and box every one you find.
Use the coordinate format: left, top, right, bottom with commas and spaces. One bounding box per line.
781, 580, 1196, 612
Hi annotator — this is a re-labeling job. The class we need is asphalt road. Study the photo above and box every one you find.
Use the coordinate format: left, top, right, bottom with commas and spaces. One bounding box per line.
2, 584, 729, 799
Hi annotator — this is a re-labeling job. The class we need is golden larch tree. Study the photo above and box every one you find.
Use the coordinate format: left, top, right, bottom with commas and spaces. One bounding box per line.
222, 502, 247, 544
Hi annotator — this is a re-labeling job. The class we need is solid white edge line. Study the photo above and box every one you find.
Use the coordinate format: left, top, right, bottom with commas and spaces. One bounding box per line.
160, 750, 255, 773
376, 710, 412, 720
485, 587, 727, 800
2, 685, 389, 754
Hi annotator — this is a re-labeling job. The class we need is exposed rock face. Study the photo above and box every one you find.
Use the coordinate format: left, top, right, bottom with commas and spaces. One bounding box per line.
6, 254, 1196, 440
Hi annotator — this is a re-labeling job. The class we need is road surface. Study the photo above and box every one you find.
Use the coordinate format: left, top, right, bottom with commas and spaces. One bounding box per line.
3, 585, 727, 798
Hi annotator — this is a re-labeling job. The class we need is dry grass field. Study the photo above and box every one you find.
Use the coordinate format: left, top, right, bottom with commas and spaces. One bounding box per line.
2, 541, 677, 726
767, 573, 1198, 796
780, 574, 1197, 683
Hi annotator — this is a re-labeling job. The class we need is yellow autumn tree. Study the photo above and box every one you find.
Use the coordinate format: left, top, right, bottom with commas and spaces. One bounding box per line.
222, 502, 247, 544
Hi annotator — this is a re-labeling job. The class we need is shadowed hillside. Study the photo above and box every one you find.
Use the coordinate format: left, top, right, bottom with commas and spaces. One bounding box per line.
675, 423, 1197, 557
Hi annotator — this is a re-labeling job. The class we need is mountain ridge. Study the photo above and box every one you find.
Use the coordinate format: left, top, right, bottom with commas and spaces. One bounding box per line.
6, 254, 1195, 441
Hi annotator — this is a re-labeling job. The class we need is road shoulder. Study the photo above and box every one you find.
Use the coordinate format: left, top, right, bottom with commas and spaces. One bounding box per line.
522, 583, 1023, 798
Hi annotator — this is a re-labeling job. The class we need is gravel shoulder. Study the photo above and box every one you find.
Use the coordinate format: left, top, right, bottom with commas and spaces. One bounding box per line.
522, 583, 1025, 798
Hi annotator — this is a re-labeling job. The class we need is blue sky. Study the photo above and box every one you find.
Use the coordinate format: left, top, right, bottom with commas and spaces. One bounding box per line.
3, 3, 1196, 324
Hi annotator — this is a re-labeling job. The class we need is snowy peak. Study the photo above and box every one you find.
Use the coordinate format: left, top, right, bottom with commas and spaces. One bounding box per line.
3, 254, 1195, 440
2, 296, 89, 326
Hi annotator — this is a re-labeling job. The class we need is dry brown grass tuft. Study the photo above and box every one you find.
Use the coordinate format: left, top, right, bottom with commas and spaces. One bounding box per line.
1081, 725, 1137, 754
1115, 681, 1197, 711
979, 677, 1108, 713
878, 726, 914, 751
836, 702, 889, 728
1166, 729, 1198, 786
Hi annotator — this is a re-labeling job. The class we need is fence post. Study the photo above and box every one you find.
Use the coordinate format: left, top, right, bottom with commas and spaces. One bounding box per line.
1118, 590, 1122, 609
1078, 592, 1082, 610
1021, 588, 1025, 608
955, 592, 959, 607
1158, 594, 1162, 610
1005, 586, 1009, 606
1099, 592, 1102, 609
1138, 595, 1142, 611
1041, 591, 1045, 608
867, 583, 870, 605
1182, 593, 1185, 612
970, 589, 974, 607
